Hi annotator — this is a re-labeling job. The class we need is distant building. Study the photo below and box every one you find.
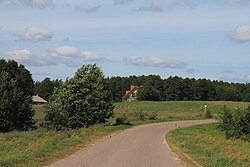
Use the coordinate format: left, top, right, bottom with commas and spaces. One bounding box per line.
125, 85, 139, 95
32, 95, 47, 105
125, 85, 139, 102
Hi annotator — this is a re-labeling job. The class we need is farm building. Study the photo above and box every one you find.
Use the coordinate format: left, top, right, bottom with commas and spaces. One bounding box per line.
32, 95, 47, 105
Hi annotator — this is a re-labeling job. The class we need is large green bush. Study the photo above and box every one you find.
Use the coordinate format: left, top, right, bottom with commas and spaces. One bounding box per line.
0, 59, 34, 132
220, 105, 250, 141
45, 64, 114, 130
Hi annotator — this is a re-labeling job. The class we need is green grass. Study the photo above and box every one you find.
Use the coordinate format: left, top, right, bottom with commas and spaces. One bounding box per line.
0, 125, 129, 167
166, 123, 250, 167
1, 101, 249, 166
114, 101, 249, 122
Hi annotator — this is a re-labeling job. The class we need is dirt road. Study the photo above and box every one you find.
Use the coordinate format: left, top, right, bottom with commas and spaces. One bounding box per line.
50, 119, 216, 167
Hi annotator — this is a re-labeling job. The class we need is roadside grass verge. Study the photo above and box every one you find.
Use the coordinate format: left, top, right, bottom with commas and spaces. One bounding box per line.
0, 125, 129, 167
166, 123, 250, 167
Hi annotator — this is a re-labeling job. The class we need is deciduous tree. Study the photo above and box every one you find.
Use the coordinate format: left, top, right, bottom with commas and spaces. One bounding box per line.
45, 64, 114, 130
0, 59, 34, 132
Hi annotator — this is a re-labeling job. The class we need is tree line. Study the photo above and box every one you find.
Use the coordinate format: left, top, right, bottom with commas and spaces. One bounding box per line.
106, 75, 250, 102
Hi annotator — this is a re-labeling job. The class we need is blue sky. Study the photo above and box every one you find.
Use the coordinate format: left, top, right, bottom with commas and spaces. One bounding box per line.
0, 0, 250, 82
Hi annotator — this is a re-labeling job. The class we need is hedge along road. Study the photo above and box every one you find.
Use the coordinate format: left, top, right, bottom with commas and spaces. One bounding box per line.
49, 120, 216, 167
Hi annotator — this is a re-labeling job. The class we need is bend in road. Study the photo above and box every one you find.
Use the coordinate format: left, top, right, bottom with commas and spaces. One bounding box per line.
49, 119, 217, 167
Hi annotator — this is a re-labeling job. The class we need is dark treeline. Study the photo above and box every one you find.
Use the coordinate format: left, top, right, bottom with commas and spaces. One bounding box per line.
34, 78, 63, 101
35, 75, 250, 102
106, 75, 250, 102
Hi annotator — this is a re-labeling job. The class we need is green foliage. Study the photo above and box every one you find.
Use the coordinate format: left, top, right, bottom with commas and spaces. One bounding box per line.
122, 94, 130, 101
192, 79, 217, 100
148, 111, 158, 120
136, 86, 160, 101
0, 59, 35, 132
34, 78, 63, 101
106, 75, 250, 102
0, 59, 34, 96
114, 114, 131, 125
220, 106, 250, 141
131, 110, 147, 120
45, 64, 114, 130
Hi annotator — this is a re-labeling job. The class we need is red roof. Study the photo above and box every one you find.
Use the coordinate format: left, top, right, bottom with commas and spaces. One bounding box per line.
125, 85, 139, 95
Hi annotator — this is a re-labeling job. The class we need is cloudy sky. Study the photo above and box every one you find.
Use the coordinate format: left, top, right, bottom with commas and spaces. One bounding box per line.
0, 0, 250, 82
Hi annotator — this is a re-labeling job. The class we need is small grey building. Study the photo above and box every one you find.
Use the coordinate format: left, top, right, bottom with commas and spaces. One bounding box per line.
32, 95, 47, 105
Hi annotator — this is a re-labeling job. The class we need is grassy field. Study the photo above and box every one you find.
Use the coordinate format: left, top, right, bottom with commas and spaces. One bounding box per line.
114, 101, 249, 123
166, 123, 250, 167
0, 101, 249, 166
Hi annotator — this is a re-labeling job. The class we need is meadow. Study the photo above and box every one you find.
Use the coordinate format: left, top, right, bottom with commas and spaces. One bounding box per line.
166, 123, 250, 167
114, 101, 249, 123
0, 101, 249, 166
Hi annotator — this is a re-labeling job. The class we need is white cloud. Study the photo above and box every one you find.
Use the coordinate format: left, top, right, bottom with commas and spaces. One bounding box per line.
3, 49, 31, 61
135, 0, 165, 12
232, 25, 250, 42
22, 0, 53, 9
126, 56, 187, 69
49, 46, 78, 58
2, 46, 103, 67
48, 46, 102, 62
2, 49, 55, 66
80, 51, 102, 61
74, 4, 101, 14
18, 26, 53, 42
113, 0, 134, 5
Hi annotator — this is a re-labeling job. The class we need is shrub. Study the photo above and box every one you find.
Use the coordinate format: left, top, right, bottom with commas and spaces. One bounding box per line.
205, 110, 212, 118
148, 112, 158, 120
219, 106, 234, 138
219, 105, 250, 141
131, 110, 147, 121
114, 114, 131, 125
45, 64, 114, 130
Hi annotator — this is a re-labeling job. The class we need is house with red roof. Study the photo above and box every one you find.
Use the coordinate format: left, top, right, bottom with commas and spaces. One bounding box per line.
125, 85, 139, 101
